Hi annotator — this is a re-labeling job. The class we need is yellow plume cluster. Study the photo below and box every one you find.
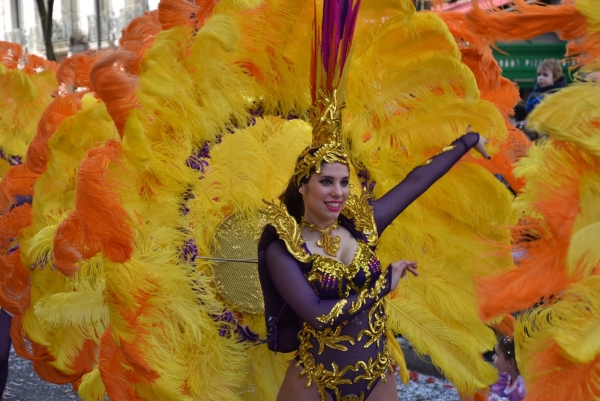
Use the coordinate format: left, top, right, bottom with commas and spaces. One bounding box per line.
0, 0, 528, 399
0, 49, 56, 177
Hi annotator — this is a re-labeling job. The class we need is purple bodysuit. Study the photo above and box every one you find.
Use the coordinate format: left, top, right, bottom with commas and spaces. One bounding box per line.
258, 133, 479, 400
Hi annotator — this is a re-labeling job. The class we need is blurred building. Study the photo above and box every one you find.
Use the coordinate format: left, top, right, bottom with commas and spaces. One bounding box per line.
1, 0, 160, 58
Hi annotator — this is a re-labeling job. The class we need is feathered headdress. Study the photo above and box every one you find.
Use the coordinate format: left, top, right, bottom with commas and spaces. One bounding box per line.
293, 0, 361, 184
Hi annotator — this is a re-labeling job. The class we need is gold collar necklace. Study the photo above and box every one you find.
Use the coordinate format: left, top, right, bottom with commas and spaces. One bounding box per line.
300, 217, 341, 257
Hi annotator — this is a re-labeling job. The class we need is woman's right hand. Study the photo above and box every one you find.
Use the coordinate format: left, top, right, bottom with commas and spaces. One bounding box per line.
389, 260, 419, 291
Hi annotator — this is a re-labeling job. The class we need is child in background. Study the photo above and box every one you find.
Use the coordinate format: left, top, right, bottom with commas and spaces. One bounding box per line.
525, 59, 567, 115
489, 336, 526, 401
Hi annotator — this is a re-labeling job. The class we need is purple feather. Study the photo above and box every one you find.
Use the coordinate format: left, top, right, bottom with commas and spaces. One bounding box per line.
318, 0, 362, 88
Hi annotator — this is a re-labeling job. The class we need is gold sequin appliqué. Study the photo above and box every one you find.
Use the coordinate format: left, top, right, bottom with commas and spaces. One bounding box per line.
296, 318, 392, 401
307, 241, 376, 298
357, 299, 387, 349
316, 260, 387, 325
317, 299, 347, 324
349, 271, 388, 314
307, 324, 356, 354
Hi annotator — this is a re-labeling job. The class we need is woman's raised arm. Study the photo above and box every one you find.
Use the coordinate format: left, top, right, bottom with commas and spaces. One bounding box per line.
371, 132, 482, 233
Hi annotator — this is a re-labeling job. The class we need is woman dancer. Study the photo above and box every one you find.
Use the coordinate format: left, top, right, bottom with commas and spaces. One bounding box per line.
257, 8, 492, 396
259, 109, 489, 400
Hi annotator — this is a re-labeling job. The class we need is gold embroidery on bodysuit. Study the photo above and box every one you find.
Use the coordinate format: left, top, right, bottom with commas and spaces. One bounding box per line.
317, 299, 347, 324
308, 241, 374, 298
349, 271, 388, 314
354, 342, 392, 390
341, 192, 378, 247
298, 250, 391, 401
296, 320, 392, 401
357, 299, 387, 349
313, 242, 384, 325
303, 324, 356, 354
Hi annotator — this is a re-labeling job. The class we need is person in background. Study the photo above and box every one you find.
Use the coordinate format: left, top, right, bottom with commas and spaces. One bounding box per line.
0, 308, 11, 399
488, 336, 526, 401
525, 59, 567, 115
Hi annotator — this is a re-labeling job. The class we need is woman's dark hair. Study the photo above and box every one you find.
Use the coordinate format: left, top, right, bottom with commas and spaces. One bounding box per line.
280, 174, 310, 224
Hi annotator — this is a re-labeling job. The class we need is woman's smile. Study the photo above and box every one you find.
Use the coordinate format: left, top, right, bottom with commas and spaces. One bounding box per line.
324, 201, 342, 212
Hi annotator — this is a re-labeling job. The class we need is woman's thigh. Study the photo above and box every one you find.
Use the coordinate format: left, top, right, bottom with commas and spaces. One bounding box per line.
276, 363, 398, 401
366, 370, 399, 401
276, 363, 328, 401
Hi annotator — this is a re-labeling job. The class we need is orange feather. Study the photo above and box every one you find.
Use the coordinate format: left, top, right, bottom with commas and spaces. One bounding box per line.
477, 140, 590, 321
9, 314, 54, 363
98, 329, 141, 401
90, 51, 141, 138
26, 93, 84, 174
55, 51, 106, 90
119, 11, 162, 56
0, 41, 23, 70
524, 341, 600, 401
465, 0, 588, 43
75, 140, 134, 263
0, 164, 39, 214
53, 140, 133, 276
0, 251, 30, 315
158, 0, 216, 30
23, 54, 57, 74
0, 203, 33, 248
491, 314, 515, 338
53, 211, 92, 277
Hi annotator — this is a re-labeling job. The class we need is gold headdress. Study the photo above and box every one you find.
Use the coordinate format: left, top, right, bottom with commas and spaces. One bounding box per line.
293, 0, 361, 185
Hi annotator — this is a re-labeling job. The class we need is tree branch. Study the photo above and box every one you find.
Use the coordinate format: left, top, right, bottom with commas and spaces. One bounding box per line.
34, 0, 56, 61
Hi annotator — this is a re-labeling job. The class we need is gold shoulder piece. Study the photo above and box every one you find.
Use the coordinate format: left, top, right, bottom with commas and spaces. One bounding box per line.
341, 192, 378, 247
263, 200, 311, 263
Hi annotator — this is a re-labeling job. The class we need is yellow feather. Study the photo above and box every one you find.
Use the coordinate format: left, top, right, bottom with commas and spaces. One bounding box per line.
551, 276, 600, 364
386, 330, 409, 385
33, 289, 108, 339
243, 345, 291, 400
197, 14, 241, 53
387, 298, 497, 393
122, 109, 152, 172
261, 118, 312, 200
528, 84, 600, 158
78, 369, 106, 401
575, 0, 600, 33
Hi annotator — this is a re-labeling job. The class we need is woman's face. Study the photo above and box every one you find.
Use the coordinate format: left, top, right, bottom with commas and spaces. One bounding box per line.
299, 162, 350, 226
